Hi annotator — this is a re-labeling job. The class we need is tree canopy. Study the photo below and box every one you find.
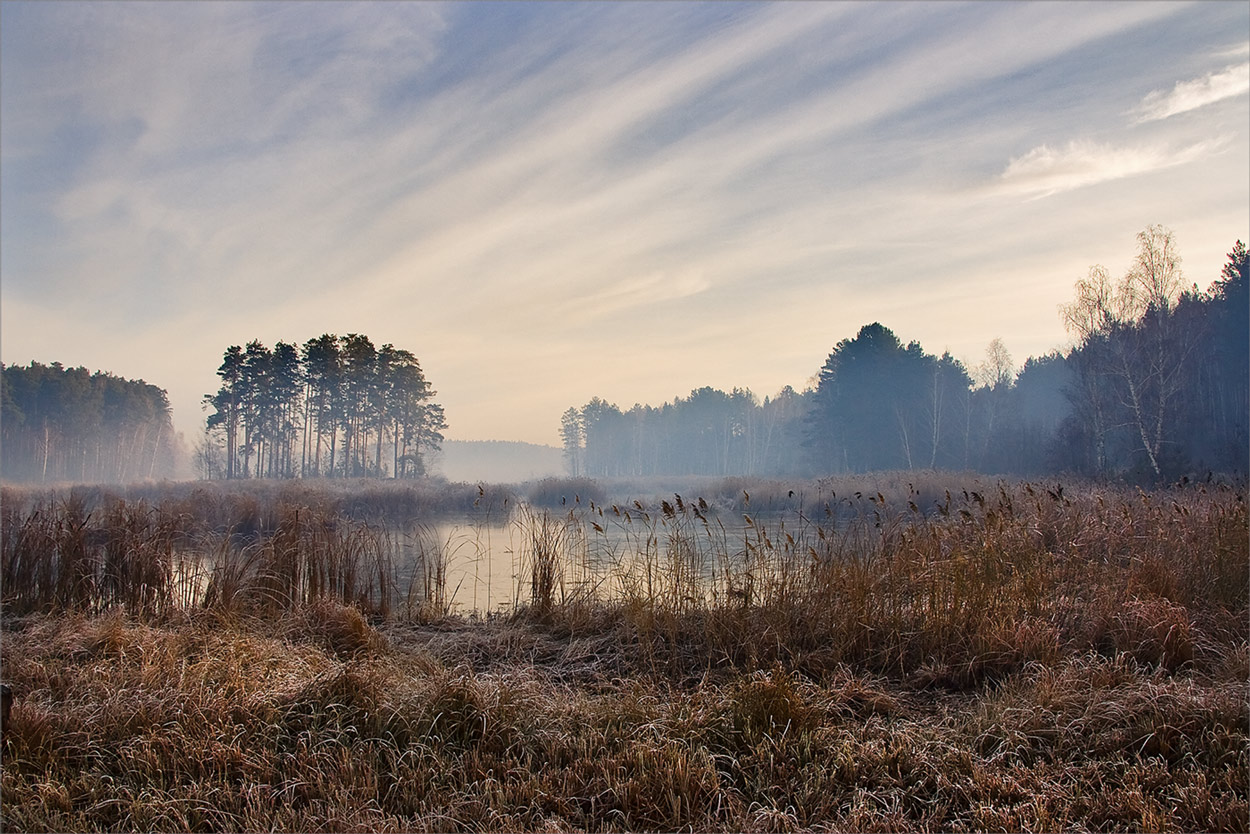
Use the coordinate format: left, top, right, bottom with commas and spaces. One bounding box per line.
1, 362, 181, 483
1057, 232, 1247, 479
561, 386, 812, 479
202, 334, 446, 479
562, 230, 1248, 484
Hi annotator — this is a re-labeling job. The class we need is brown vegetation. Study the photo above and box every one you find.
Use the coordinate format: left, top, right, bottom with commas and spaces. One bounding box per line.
1, 477, 1246, 831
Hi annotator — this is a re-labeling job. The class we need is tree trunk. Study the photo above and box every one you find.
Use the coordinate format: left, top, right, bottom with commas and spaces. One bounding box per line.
41, 421, 50, 482
148, 420, 163, 479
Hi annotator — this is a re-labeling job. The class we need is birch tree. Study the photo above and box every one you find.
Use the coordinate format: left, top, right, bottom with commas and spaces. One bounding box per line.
1061, 225, 1193, 478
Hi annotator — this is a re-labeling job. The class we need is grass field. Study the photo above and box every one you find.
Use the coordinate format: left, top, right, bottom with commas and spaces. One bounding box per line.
1, 475, 1246, 832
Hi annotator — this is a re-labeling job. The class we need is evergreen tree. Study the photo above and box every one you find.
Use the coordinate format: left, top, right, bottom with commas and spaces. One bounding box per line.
2, 362, 179, 483
203, 333, 445, 480
560, 407, 584, 477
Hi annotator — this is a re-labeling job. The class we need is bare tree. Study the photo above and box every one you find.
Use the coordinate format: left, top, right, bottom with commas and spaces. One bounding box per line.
1061, 267, 1119, 474
976, 337, 1014, 390
972, 337, 1014, 467
1127, 224, 1185, 314
1122, 226, 1195, 477
1061, 226, 1194, 478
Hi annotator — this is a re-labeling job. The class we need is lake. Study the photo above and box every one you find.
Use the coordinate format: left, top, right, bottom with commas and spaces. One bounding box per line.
390, 500, 872, 615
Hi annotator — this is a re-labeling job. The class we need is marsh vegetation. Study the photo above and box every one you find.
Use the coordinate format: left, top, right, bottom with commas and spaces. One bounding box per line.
1, 474, 1246, 831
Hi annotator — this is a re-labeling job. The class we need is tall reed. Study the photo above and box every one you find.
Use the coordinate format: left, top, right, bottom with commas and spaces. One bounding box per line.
514, 480, 1248, 681
1, 494, 398, 619
512, 505, 596, 617
4, 479, 1245, 683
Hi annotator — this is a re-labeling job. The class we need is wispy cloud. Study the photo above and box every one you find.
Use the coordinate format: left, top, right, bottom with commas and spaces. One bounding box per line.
2, 1, 1247, 444
1134, 62, 1250, 122
995, 139, 1222, 199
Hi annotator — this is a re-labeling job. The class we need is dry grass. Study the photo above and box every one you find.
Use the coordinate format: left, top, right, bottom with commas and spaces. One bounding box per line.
1, 476, 1247, 832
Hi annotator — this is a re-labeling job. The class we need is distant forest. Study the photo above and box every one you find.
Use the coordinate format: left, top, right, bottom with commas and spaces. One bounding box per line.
0, 363, 181, 483
2, 229, 1242, 487
201, 334, 446, 479
561, 229, 1248, 483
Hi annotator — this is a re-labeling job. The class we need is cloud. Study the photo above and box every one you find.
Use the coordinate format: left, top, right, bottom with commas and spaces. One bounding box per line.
548, 269, 712, 324
994, 139, 1223, 199
1134, 62, 1250, 122
3, 1, 1247, 444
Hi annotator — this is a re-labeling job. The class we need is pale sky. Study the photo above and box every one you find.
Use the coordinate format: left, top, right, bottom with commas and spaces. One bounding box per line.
2, 1, 1247, 447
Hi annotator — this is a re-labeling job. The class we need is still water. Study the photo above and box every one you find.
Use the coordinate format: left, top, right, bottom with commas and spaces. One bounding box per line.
390, 502, 855, 615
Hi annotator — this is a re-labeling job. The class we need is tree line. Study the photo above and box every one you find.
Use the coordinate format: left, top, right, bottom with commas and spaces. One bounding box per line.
1059, 229, 1247, 480
559, 386, 811, 479
562, 229, 1247, 483
0, 362, 181, 483
201, 334, 446, 479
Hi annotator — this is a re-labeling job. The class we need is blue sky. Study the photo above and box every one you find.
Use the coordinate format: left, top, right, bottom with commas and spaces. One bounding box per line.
2, 1, 1247, 447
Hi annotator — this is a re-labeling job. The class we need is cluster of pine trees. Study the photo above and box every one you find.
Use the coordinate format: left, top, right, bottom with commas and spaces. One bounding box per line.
805, 328, 1069, 476
201, 334, 446, 479
562, 229, 1247, 483
0, 362, 181, 483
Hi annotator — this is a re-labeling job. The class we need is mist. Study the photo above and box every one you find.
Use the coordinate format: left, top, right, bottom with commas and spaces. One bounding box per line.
558, 232, 1248, 486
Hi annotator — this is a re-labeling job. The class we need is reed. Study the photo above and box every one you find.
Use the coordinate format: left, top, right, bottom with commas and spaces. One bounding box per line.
539, 480, 1249, 684
396, 522, 465, 621
1, 476, 1246, 832
512, 505, 599, 618
1, 492, 398, 619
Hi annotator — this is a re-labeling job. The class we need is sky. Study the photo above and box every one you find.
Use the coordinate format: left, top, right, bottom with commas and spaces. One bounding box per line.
2, 1, 1248, 448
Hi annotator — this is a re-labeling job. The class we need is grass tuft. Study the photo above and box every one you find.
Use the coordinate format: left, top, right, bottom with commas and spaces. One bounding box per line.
2, 476, 1246, 831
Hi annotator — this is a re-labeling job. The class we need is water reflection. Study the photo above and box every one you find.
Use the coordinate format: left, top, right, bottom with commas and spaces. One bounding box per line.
390, 499, 867, 616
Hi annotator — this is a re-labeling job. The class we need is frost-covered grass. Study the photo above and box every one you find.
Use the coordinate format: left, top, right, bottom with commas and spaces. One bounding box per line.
1, 477, 1246, 831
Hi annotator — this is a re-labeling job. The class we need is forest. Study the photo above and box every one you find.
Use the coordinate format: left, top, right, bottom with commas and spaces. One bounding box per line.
561, 229, 1248, 484
1, 229, 1243, 487
201, 333, 447, 480
0, 363, 181, 483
